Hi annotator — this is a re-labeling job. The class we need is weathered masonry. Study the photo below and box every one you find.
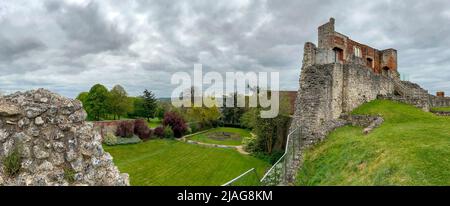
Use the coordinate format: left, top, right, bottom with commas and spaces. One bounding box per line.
318, 18, 397, 76
0, 89, 129, 186
284, 18, 450, 184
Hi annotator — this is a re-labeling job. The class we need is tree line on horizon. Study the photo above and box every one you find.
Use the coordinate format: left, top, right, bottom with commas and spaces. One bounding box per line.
76, 84, 164, 121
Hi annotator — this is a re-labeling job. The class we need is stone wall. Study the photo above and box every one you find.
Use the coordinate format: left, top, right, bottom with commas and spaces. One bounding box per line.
378, 80, 450, 112
0, 89, 129, 186
341, 62, 394, 112
284, 60, 395, 183
284, 18, 450, 185
429, 95, 450, 108
378, 94, 430, 111
285, 55, 450, 184
340, 114, 384, 134
431, 111, 450, 116
94, 120, 138, 140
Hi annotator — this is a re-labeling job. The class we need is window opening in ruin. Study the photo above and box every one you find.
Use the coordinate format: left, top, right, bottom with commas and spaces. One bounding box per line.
354, 46, 362, 58
366, 58, 373, 68
333, 47, 344, 62
382, 66, 390, 76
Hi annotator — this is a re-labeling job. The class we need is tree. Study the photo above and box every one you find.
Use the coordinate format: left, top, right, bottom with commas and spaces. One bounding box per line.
107, 85, 133, 120
240, 108, 258, 129
253, 112, 290, 154
76, 92, 91, 119
76, 92, 89, 107
221, 92, 246, 126
85, 84, 109, 121
142, 89, 158, 121
128, 97, 146, 118
185, 96, 221, 128
154, 103, 166, 119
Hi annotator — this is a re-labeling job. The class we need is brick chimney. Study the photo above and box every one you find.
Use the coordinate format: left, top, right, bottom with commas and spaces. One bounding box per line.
437, 91, 445, 97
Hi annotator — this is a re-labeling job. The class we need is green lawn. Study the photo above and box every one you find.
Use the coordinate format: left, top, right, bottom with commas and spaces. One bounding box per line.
296, 100, 450, 186
104, 139, 269, 186
147, 118, 162, 128
431, 106, 450, 112
188, 127, 252, 146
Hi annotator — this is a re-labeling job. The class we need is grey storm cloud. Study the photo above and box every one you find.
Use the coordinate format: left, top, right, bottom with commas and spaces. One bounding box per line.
0, 0, 450, 98
0, 35, 46, 61
44, 1, 133, 57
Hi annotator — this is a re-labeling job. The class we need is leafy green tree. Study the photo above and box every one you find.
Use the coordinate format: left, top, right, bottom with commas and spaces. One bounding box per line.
155, 103, 166, 119
253, 113, 290, 154
76, 92, 89, 107
108, 85, 133, 120
76, 92, 91, 119
221, 92, 247, 126
142, 89, 158, 121
128, 97, 146, 118
186, 97, 221, 128
241, 89, 292, 154
85, 84, 109, 121
240, 108, 258, 129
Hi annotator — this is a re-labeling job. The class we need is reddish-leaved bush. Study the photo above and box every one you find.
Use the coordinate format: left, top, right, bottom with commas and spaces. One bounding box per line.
154, 126, 164, 138
116, 121, 135, 138
162, 112, 187, 138
134, 119, 152, 140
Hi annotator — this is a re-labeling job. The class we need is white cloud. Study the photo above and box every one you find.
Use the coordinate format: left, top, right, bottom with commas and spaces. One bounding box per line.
0, 0, 450, 98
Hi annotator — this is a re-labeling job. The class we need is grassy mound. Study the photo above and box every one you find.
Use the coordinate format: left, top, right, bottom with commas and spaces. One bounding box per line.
188, 127, 251, 146
104, 139, 268, 186
296, 100, 450, 186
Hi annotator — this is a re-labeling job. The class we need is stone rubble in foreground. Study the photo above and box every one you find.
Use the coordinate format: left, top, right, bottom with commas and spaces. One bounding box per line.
0, 88, 129, 186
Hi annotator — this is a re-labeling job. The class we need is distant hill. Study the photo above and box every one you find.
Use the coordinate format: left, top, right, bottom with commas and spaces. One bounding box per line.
157, 97, 172, 103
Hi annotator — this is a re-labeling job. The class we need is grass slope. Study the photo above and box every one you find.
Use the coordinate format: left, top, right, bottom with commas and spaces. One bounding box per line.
188, 127, 251, 146
296, 100, 450, 186
105, 139, 268, 186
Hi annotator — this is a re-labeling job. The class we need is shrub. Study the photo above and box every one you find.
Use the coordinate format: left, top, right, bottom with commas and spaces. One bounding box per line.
3, 146, 21, 177
242, 134, 258, 153
186, 127, 192, 135
211, 120, 220, 128
116, 121, 134, 138
189, 122, 198, 133
163, 112, 187, 138
200, 121, 212, 130
154, 126, 164, 138
134, 119, 152, 139
103, 133, 118, 146
116, 135, 142, 145
163, 126, 174, 139
251, 151, 284, 165
104, 134, 142, 146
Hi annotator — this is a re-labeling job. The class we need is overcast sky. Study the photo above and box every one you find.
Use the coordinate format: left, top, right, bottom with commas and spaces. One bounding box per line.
1, 0, 450, 98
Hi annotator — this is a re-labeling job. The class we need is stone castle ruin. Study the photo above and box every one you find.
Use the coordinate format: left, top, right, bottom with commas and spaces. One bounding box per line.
285, 18, 450, 183
0, 89, 129, 186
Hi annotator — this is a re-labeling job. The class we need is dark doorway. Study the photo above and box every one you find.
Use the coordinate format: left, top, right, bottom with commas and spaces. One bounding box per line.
366, 58, 373, 68
382, 66, 390, 76
333, 47, 344, 63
